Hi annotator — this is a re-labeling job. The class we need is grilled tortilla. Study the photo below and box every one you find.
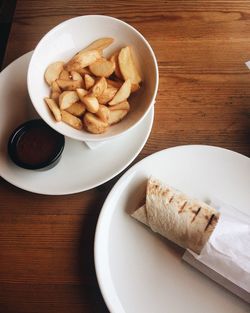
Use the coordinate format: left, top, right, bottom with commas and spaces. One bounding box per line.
131, 177, 220, 254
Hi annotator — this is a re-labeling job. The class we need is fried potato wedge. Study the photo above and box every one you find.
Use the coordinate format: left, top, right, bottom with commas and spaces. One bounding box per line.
110, 52, 123, 79
80, 37, 114, 53
50, 91, 61, 103
76, 88, 88, 102
59, 69, 70, 80
56, 79, 82, 91
70, 71, 83, 81
59, 91, 79, 110
108, 109, 128, 125
90, 77, 107, 97
61, 110, 83, 130
96, 105, 110, 123
84, 74, 95, 90
83, 112, 108, 134
44, 97, 61, 122
77, 67, 91, 76
51, 81, 61, 93
109, 79, 131, 105
118, 46, 142, 84
44, 61, 64, 85
89, 57, 115, 77
97, 85, 117, 104
66, 101, 86, 117
50, 82, 61, 102
106, 79, 123, 89
131, 83, 140, 93
65, 50, 101, 71
109, 100, 130, 111
82, 96, 99, 113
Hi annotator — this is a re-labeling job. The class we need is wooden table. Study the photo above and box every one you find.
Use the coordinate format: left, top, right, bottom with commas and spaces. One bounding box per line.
1, 1, 250, 312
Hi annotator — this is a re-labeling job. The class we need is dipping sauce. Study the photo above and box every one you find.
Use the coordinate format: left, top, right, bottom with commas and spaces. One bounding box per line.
8, 119, 65, 170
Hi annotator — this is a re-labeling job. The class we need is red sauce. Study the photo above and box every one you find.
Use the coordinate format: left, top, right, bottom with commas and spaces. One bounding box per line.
16, 126, 61, 166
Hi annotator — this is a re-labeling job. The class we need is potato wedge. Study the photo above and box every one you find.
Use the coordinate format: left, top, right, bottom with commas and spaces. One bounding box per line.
56, 79, 82, 91
90, 77, 107, 97
89, 57, 115, 77
84, 74, 95, 90
65, 50, 101, 71
97, 85, 117, 104
76, 88, 88, 102
70, 71, 83, 81
96, 105, 110, 123
108, 82, 141, 94
109, 100, 130, 111
79, 37, 114, 53
83, 112, 108, 134
106, 79, 123, 89
109, 79, 131, 105
59, 69, 70, 80
110, 52, 123, 79
59, 91, 79, 110
66, 101, 86, 117
131, 83, 140, 93
44, 61, 64, 85
77, 67, 91, 76
50, 83, 61, 102
50, 91, 61, 103
51, 81, 61, 93
82, 96, 99, 113
44, 97, 61, 122
118, 46, 142, 84
61, 110, 83, 130
108, 109, 128, 125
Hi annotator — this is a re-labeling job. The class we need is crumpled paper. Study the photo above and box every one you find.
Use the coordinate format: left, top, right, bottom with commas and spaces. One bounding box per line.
183, 199, 250, 303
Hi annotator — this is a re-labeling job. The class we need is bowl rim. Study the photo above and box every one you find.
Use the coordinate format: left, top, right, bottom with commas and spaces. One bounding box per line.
8, 119, 65, 170
27, 15, 159, 142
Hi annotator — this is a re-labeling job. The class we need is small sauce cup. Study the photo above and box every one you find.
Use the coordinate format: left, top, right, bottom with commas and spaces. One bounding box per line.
8, 119, 65, 170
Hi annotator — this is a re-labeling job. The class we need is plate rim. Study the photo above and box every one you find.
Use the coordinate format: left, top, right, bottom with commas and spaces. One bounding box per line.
94, 144, 250, 313
0, 51, 154, 195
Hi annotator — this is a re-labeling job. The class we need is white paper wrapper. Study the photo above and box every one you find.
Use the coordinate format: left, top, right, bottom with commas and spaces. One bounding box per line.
183, 199, 250, 303
245, 61, 250, 69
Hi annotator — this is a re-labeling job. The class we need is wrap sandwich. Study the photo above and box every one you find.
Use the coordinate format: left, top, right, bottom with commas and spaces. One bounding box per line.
131, 177, 220, 254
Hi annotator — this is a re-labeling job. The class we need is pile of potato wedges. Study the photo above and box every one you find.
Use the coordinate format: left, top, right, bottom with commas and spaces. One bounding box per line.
44, 38, 142, 134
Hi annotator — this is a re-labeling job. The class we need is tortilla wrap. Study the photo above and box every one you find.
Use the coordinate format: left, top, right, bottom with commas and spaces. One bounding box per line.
131, 177, 220, 254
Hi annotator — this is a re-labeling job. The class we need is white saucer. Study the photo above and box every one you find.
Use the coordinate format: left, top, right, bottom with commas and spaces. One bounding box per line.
0, 52, 154, 195
95, 145, 250, 313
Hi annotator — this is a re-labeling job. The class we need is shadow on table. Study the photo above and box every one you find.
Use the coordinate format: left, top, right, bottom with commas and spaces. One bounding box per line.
77, 178, 119, 313
0, 0, 16, 69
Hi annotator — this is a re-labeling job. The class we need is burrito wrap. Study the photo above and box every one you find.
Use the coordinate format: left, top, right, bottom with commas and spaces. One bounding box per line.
132, 177, 220, 254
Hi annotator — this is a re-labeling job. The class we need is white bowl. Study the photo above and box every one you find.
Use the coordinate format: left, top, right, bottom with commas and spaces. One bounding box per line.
27, 15, 158, 142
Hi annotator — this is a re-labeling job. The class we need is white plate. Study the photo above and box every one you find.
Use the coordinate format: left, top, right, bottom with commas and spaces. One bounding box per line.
0, 52, 153, 195
94, 145, 250, 313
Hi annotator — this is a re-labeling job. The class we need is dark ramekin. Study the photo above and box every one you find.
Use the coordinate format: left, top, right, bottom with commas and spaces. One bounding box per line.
8, 119, 65, 170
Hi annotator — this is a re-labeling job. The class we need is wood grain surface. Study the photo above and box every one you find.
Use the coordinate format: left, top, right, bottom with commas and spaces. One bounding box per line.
1, 1, 250, 312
